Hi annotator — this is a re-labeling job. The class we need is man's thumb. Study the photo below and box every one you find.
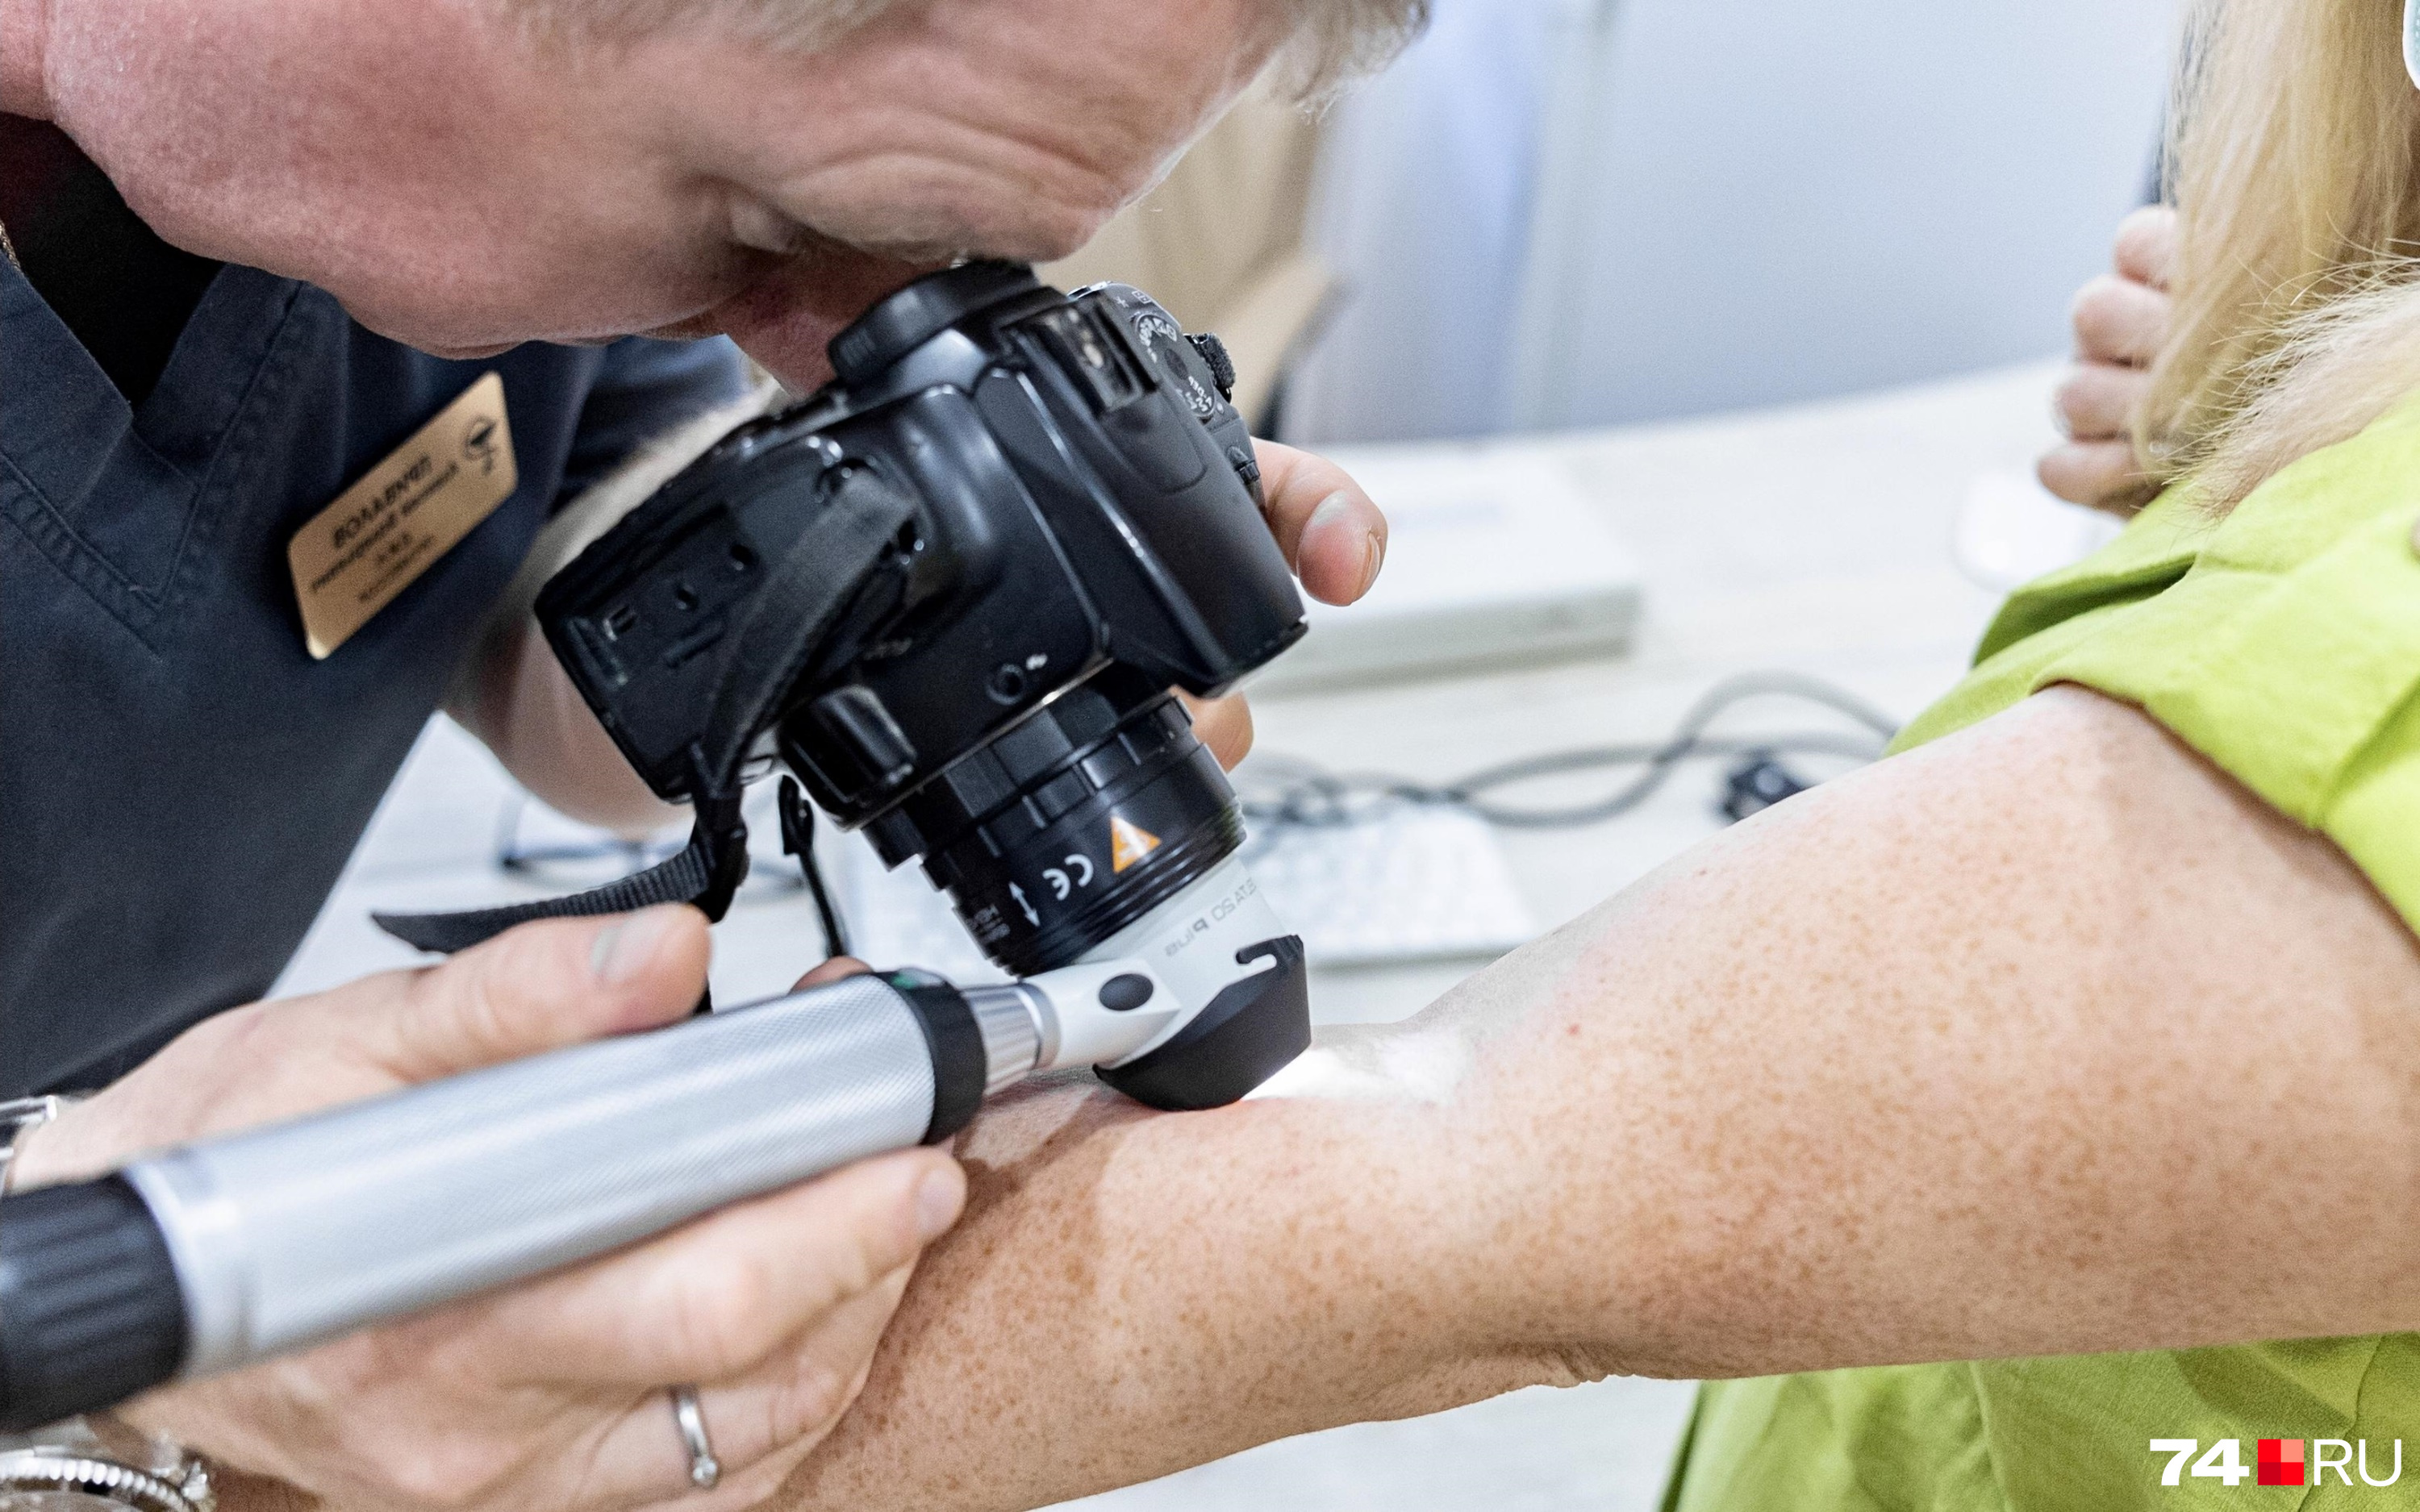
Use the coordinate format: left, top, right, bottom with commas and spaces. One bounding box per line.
376, 906, 710, 1082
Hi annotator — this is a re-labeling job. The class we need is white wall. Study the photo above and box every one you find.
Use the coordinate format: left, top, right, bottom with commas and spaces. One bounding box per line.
1283, 0, 2177, 444
1278, 0, 1567, 442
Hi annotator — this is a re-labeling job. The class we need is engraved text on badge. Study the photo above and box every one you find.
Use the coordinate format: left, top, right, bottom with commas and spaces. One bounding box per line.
287, 371, 518, 659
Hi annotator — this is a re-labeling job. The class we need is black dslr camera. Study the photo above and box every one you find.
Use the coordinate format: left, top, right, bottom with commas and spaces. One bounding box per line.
384, 262, 1313, 1107
0, 266, 1321, 1437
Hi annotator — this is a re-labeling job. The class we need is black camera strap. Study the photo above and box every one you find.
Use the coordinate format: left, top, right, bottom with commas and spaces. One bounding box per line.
374, 467, 920, 956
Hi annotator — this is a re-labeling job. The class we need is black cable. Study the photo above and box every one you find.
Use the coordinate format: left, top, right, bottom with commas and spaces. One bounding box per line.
799, 848, 851, 960
1237, 672, 1900, 833
778, 777, 853, 960
494, 794, 674, 874
490, 673, 1896, 935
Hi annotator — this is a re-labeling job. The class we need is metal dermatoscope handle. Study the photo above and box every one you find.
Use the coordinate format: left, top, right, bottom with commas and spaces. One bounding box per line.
0, 959, 1168, 1430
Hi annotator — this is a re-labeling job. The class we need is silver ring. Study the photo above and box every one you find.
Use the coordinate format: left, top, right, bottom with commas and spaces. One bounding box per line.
667, 1385, 720, 1492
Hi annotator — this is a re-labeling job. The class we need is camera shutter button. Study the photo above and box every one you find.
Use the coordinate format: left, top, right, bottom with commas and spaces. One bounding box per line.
1098, 975, 1156, 1012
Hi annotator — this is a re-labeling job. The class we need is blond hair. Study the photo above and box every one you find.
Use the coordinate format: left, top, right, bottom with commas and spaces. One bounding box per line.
2145, 0, 2420, 508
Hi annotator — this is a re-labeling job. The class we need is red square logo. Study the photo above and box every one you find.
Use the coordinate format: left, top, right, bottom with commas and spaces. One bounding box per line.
2259, 1439, 2305, 1487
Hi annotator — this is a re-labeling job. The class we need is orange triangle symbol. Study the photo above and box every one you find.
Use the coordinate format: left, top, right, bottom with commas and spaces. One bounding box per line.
1109, 815, 1162, 873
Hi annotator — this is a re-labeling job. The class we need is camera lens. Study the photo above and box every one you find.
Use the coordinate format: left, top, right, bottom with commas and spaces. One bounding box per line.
857, 667, 1245, 979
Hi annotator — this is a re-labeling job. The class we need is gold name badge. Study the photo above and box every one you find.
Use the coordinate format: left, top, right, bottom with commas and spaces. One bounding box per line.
288, 372, 518, 659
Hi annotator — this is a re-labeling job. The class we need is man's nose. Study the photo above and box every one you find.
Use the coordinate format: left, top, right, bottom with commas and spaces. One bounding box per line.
714, 244, 943, 391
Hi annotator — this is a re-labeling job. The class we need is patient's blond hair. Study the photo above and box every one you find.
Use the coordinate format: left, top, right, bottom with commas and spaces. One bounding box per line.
2147, 0, 2420, 507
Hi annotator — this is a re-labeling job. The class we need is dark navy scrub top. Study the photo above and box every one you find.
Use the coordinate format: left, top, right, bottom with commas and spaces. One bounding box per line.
0, 256, 748, 1096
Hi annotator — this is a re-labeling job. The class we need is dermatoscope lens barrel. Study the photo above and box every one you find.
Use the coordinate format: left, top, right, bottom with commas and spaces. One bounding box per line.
821, 664, 1249, 981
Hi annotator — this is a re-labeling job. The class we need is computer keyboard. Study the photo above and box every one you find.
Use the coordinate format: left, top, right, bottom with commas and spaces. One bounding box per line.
1237, 804, 1537, 967
824, 802, 1537, 977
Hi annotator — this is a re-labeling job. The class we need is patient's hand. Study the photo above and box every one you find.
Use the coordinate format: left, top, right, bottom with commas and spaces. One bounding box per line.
2040, 204, 2174, 512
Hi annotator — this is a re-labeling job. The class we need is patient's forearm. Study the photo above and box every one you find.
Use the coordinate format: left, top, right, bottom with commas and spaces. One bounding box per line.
773, 1068, 1529, 1511
784, 688, 2420, 1510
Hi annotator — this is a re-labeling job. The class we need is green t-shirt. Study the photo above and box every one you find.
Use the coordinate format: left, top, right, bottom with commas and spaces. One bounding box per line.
1662, 390, 2420, 1509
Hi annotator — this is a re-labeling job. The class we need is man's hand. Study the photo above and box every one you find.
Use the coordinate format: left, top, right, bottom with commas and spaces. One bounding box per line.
2041, 205, 2176, 511
1255, 439, 1389, 608
1179, 439, 1388, 768
15, 907, 966, 1512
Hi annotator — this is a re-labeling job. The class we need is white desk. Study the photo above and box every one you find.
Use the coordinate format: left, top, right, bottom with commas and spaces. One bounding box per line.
276, 359, 2063, 1512
1237, 360, 2040, 1028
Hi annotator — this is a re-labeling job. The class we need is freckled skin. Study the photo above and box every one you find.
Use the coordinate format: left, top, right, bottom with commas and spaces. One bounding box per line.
778, 687, 2420, 1511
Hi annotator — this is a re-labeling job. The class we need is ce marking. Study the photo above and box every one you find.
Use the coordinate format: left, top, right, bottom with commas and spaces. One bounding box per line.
1041, 854, 1095, 901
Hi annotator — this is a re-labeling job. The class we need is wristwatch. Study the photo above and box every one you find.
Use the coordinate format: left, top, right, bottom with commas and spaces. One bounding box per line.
0, 1093, 76, 1195
0, 1416, 214, 1512
0, 1100, 215, 1512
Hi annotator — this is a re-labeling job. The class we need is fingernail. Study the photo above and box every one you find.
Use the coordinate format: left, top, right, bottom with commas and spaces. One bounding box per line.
1305, 491, 1381, 601
592, 906, 683, 985
914, 1165, 966, 1243
1305, 490, 1354, 546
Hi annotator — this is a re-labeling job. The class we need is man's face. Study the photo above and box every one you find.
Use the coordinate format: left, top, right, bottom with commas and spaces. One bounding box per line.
37, 0, 1289, 384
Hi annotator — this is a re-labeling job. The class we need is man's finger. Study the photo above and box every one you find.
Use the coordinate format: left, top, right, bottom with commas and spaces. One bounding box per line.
2053, 362, 2150, 443
2038, 439, 2151, 511
791, 956, 874, 993
590, 1268, 914, 1512
2113, 204, 2179, 291
1253, 440, 1387, 606
481, 1148, 964, 1385
2071, 273, 2171, 369
373, 907, 711, 1083
1178, 691, 1254, 771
